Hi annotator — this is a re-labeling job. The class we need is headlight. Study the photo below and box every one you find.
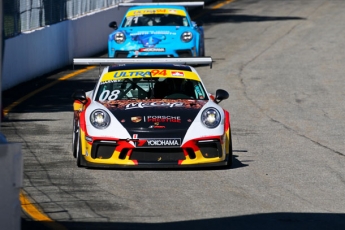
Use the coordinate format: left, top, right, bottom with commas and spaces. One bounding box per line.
114, 32, 125, 43
201, 108, 221, 128
90, 110, 110, 129
181, 31, 193, 42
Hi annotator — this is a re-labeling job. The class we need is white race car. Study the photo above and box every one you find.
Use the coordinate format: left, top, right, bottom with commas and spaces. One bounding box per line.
72, 57, 232, 168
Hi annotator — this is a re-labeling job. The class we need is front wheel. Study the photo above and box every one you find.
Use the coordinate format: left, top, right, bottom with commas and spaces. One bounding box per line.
226, 134, 233, 168
76, 133, 83, 168
72, 118, 79, 158
73, 119, 84, 167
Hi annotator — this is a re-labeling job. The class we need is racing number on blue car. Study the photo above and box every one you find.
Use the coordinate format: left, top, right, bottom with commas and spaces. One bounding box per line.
99, 90, 120, 102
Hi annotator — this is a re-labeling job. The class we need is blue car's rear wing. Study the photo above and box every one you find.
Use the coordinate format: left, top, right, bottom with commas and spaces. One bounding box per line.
119, 2, 204, 8
73, 57, 213, 68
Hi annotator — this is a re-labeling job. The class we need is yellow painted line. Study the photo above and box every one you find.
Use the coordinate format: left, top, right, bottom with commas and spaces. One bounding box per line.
193, 0, 235, 19
20, 192, 68, 230
3, 66, 95, 116
212, 0, 235, 9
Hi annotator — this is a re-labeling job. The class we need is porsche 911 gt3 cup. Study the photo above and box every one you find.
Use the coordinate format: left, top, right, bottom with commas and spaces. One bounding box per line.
72, 57, 232, 168
108, 2, 205, 58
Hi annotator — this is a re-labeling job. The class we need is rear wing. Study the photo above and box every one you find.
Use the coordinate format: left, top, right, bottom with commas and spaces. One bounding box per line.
73, 57, 213, 68
119, 2, 204, 8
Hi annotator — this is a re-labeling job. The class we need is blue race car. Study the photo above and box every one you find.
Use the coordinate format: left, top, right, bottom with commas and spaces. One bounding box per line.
108, 2, 205, 58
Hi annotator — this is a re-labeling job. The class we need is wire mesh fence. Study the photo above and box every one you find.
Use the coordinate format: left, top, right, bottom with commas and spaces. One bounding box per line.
3, 0, 121, 39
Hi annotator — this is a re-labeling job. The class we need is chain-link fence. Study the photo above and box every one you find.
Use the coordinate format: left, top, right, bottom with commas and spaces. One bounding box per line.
3, 0, 121, 39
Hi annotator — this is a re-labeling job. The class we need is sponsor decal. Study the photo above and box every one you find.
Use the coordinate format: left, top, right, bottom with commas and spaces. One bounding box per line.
100, 80, 121, 84
133, 134, 139, 147
131, 116, 142, 123
149, 125, 166, 129
146, 115, 181, 123
125, 101, 184, 110
100, 99, 206, 110
171, 71, 184, 77
131, 9, 168, 15
146, 138, 181, 146
129, 31, 176, 36
139, 48, 165, 52
148, 122, 166, 129
113, 71, 151, 78
127, 9, 186, 17
137, 138, 181, 146
112, 69, 167, 78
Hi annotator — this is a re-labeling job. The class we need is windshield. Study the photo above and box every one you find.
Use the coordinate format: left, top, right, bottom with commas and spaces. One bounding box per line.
122, 14, 189, 27
95, 77, 208, 101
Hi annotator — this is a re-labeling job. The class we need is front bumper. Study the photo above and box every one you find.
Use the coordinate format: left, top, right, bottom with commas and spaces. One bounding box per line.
109, 49, 195, 58
80, 138, 228, 168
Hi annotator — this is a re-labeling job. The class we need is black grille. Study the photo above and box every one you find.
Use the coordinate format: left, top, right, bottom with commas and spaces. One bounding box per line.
91, 141, 117, 159
130, 148, 185, 162
176, 50, 193, 57
136, 55, 171, 58
198, 140, 222, 158
115, 51, 129, 58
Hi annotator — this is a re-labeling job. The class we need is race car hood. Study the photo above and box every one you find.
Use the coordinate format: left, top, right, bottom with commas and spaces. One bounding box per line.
112, 27, 188, 50
99, 99, 207, 139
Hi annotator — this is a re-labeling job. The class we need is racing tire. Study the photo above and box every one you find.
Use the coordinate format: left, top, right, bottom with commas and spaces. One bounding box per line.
226, 134, 233, 168
76, 134, 83, 168
72, 118, 79, 158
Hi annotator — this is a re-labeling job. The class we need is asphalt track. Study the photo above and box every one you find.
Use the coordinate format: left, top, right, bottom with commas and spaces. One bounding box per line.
2, 0, 345, 229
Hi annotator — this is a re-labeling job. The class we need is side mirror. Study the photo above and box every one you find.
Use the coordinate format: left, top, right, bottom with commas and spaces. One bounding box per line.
215, 89, 229, 104
196, 20, 203, 27
109, 21, 118, 30
72, 90, 87, 104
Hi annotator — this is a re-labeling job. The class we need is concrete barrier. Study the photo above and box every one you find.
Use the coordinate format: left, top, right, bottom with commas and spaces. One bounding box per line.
2, 5, 129, 91
0, 143, 22, 230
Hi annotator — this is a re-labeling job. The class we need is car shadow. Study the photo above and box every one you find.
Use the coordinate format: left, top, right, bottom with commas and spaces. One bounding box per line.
21, 212, 345, 230
191, 7, 305, 24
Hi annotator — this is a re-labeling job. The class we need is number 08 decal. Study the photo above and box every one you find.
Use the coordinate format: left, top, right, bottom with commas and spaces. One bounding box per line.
99, 90, 120, 102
